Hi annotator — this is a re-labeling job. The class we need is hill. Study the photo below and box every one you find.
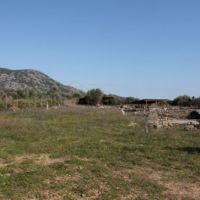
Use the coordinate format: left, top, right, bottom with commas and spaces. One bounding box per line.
0, 68, 84, 97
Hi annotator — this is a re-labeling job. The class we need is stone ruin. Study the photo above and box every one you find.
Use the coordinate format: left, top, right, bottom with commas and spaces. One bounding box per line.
146, 108, 200, 131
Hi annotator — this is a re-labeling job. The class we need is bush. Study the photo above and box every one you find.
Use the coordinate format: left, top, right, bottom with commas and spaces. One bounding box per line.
85, 89, 104, 105
187, 111, 200, 119
124, 97, 138, 104
102, 95, 126, 105
172, 95, 191, 107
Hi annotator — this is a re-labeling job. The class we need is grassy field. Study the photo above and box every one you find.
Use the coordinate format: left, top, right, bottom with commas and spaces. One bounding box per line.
0, 106, 200, 200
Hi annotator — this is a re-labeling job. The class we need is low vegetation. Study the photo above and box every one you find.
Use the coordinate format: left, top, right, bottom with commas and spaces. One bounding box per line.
0, 107, 200, 199
172, 95, 200, 107
0, 87, 81, 111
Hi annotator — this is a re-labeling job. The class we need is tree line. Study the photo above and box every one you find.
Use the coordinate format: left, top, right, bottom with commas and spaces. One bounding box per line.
78, 89, 138, 106
79, 89, 200, 108
0, 87, 199, 110
0, 86, 81, 110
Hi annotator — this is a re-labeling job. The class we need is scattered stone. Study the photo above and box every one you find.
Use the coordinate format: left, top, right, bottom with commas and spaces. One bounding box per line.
184, 125, 196, 131
147, 110, 200, 131
121, 108, 125, 116
9, 105, 20, 112
128, 122, 137, 128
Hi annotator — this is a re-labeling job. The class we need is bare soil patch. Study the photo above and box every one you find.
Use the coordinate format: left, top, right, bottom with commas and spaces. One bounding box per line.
14, 154, 66, 166
119, 165, 200, 200
55, 173, 80, 182
0, 162, 7, 168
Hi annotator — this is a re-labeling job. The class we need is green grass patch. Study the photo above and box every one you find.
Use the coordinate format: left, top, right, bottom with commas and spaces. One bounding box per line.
0, 107, 200, 199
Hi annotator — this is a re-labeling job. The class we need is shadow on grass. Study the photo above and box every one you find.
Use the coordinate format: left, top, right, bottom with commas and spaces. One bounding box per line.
175, 147, 200, 154
165, 146, 200, 154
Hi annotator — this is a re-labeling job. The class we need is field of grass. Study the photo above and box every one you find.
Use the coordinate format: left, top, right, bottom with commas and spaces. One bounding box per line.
0, 106, 200, 200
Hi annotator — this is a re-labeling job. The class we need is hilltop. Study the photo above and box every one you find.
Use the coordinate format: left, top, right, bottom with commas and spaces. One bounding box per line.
0, 68, 84, 97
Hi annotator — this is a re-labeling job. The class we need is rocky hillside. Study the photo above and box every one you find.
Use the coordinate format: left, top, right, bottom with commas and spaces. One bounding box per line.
0, 68, 84, 97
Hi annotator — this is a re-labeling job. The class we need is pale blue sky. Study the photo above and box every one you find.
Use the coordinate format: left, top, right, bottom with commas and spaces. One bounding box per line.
0, 0, 199, 99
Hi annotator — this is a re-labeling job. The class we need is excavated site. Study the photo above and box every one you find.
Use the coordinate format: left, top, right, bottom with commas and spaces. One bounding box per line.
123, 104, 200, 131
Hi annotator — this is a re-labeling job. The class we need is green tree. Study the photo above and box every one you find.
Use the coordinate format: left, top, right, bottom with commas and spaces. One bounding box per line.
0, 91, 8, 110
102, 95, 123, 105
17, 90, 26, 99
48, 85, 60, 105
85, 89, 104, 105
124, 97, 139, 104
172, 95, 191, 107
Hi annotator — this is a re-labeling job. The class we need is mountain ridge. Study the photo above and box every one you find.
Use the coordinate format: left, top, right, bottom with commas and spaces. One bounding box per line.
0, 68, 84, 97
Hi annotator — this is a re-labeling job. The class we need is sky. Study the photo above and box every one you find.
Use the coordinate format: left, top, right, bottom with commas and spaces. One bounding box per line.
0, 0, 200, 99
